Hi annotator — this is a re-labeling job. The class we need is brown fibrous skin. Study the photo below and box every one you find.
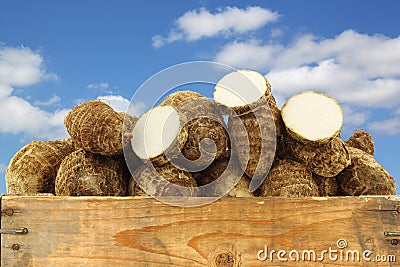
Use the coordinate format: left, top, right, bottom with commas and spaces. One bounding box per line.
65, 100, 124, 156
128, 162, 197, 197
259, 159, 319, 197
228, 96, 278, 180
313, 174, 340, 196
119, 112, 138, 148
6, 139, 76, 195
55, 149, 127, 196
161, 91, 229, 170
345, 130, 374, 156
118, 112, 143, 172
195, 151, 253, 197
337, 147, 396, 196
285, 136, 351, 177
268, 95, 286, 160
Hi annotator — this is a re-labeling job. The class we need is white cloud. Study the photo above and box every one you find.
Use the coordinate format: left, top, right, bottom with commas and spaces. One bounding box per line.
0, 84, 13, 98
270, 28, 284, 38
0, 163, 6, 174
87, 82, 109, 90
215, 30, 400, 109
34, 95, 61, 106
0, 46, 57, 86
215, 39, 283, 70
153, 6, 280, 47
97, 95, 147, 116
0, 95, 69, 140
368, 117, 400, 135
341, 105, 371, 133
0, 46, 67, 140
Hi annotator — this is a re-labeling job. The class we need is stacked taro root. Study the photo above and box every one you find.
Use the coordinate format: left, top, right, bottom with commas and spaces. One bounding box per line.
5, 70, 396, 197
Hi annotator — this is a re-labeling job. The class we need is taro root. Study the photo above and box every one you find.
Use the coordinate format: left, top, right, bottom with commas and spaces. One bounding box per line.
214, 69, 272, 116
228, 104, 277, 180
281, 91, 343, 144
337, 147, 396, 196
6, 139, 76, 195
161, 90, 229, 170
120, 112, 138, 148
119, 112, 142, 172
286, 136, 351, 177
65, 100, 125, 156
313, 174, 340, 196
55, 149, 127, 196
130, 105, 188, 166
345, 130, 374, 156
128, 162, 197, 197
281, 91, 350, 177
214, 70, 278, 186
196, 151, 253, 197
259, 159, 319, 197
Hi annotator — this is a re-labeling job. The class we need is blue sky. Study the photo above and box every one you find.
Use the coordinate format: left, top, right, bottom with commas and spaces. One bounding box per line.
0, 1, 399, 193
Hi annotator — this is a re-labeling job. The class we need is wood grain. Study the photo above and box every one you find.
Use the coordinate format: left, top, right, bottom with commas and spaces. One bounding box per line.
1, 196, 400, 266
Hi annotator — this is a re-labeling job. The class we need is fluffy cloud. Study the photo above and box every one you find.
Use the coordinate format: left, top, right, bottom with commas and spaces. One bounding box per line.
214, 30, 400, 135
0, 94, 69, 140
341, 105, 370, 130
369, 117, 400, 135
215, 39, 283, 70
153, 6, 279, 47
87, 82, 109, 90
97, 95, 147, 116
0, 46, 57, 86
215, 30, 400, 109
34, 95, 61, 106
0, 46, 67, 140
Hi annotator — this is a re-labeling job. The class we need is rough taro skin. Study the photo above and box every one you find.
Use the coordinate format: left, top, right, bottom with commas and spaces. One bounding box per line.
55, 149, 127, 196
6, 139, 76, 195
259, 159, 319, 197
337, 147, 396, 196
65, 100, 125, 156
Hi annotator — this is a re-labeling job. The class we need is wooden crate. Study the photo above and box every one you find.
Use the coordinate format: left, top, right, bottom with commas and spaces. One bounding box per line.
1, 195, 400, 266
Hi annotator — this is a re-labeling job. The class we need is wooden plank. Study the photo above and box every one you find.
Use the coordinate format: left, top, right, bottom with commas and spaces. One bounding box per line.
1, 196, 400, 266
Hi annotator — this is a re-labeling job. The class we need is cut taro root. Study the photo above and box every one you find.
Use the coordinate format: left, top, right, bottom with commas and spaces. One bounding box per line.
130, 105, 188, 166
214, 70, 272, 116
6, 139, 76, 195
161, 90, 229, 170
214, 70, 278, 190
281, 91, 343, 144
281, 91, 350, 177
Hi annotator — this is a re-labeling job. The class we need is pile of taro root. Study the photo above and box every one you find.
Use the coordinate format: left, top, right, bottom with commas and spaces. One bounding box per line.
6, 70, 396, 197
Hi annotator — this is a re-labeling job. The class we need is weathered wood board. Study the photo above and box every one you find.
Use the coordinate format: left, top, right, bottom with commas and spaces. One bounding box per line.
1, 196, 400, 266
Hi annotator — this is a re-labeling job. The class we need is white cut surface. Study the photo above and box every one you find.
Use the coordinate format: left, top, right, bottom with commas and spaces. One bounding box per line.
282, 91, 343, 141
131, 106, 180, 159
214, 70, 267, 107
